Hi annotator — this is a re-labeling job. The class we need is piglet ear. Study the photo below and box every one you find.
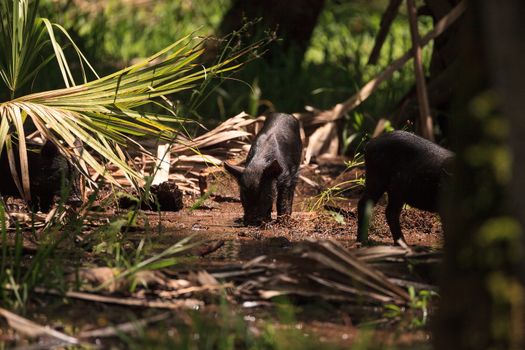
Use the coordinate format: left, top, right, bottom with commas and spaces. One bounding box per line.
264, 159, 282, 177
224, 161, 245, 181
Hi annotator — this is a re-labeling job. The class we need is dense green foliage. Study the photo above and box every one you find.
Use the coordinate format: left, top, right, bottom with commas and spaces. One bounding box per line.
40, 0, 433, 139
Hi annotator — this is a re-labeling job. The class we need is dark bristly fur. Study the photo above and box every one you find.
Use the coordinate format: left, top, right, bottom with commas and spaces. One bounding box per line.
0, 141, 81, 211
357, 131, 454, 244
225, 113, 302, 225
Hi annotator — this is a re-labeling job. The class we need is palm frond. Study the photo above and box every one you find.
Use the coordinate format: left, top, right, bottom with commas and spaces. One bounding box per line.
1, 0, 265, 197
0, 0, 51, 99
1, 32, 261, 188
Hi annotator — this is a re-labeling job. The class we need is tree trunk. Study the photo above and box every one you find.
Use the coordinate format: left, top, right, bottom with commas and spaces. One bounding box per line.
484, 6, 525, 345
218, 0, 325, 62
434, 1, 525, 349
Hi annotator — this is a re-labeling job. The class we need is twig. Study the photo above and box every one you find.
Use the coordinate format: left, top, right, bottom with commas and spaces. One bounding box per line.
0, 307, 82, 346
77, 312, 171, 339
33, 287, 204, 310
170, 283, 234, 296
299, 175, 322, 189
406, 0, 434, 140
368, 0, 403, 65
196, 240, 225, 257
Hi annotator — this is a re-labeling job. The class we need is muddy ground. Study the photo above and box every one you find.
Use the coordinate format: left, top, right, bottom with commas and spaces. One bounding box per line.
145, 159, 443, 254
1, 159, 442, 348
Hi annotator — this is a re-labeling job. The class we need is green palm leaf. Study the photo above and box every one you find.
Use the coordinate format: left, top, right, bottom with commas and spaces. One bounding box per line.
0, 0, 263, 199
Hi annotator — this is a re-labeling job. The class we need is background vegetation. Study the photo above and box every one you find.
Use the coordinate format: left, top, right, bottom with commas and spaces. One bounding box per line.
38, 0, 433, 136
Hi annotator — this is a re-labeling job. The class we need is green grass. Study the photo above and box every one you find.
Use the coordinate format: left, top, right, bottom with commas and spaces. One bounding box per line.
1, 200, 80, 309
306, 153, 366, 213
0, 179, 191, 308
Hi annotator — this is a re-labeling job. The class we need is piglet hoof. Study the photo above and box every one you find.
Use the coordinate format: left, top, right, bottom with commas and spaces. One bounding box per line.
276, 214, 291, 222
275, 214, 298, 228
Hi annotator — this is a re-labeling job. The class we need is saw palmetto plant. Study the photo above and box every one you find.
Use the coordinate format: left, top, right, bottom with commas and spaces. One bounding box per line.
0, 0, 257, 201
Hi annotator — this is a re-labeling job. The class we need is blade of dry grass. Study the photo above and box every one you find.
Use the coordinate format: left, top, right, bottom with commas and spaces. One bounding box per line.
33, 287, 204, 310
0, 307, 81, 345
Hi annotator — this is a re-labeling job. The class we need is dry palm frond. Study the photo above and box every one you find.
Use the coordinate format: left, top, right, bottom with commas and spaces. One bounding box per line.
33, 287, 205, 310
171, 112, 261, 154
228, 240, 440, 306
267, 240, 410, 304
116, 112, 262, 193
